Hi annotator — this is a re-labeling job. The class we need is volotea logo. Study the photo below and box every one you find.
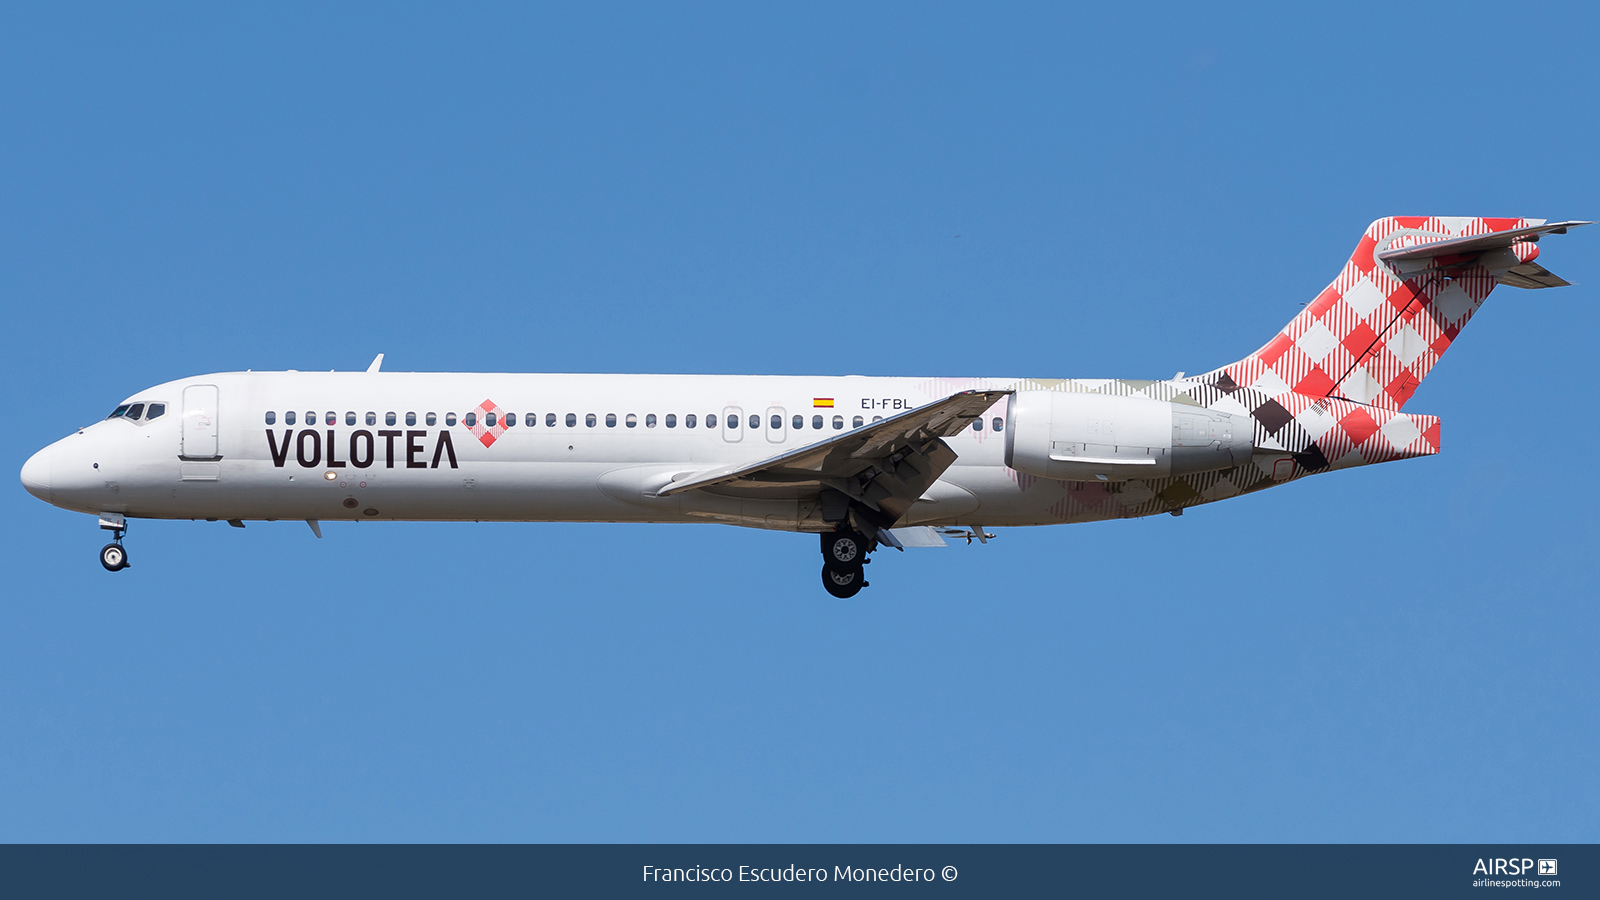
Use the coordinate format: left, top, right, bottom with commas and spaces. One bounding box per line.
468, 399, 508, 447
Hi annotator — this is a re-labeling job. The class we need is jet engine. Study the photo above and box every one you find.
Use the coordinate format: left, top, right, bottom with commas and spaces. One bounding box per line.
1004, 390, 1254, 481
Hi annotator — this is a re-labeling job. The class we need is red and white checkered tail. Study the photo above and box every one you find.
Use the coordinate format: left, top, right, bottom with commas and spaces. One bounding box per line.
1211, 216, 1589, 410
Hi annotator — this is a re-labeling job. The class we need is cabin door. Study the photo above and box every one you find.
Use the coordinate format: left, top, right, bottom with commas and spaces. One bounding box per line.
181, 384, 220, 459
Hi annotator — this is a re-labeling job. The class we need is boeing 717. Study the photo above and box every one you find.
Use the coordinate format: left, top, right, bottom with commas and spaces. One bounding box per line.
20, 216, 1588, 595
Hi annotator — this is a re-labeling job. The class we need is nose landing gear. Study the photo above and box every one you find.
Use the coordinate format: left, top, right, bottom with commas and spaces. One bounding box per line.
98, 512, 129, 572
100, 541, 129, 571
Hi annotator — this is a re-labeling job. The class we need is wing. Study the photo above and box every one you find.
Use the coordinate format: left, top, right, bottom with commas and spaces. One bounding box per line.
656, 389, 1011, 524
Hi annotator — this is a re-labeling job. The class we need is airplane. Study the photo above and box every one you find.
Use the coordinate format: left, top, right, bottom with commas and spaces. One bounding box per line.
19, 216, 1589, 597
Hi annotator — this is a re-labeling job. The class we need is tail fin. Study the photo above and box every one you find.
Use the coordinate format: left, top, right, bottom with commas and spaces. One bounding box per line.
1212, 217, 1589, 410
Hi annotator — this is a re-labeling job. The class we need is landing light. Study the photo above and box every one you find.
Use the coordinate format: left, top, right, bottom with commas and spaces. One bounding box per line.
324, 471, 337, 481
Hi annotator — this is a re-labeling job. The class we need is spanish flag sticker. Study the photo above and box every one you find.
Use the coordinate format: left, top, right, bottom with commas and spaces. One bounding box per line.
813, 398, 834, 408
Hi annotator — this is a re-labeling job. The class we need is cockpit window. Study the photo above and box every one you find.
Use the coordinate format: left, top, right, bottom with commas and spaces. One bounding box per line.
126, 403, 145, 420
108, 405, 131, 419
147, 403, 165, 420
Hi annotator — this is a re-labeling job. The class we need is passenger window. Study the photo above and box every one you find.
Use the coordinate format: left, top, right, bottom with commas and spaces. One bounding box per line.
504, 413, 516, 427
972, 418, 983, 431
853, 416, 864, 428
126, 403, 145, 420
265, 411, 276, 425
146, 403, 164, 420
832, 415, 844, 430
405, 412, 417, 426
992, 417, 1004, 432
645, 414, 656, 428
605, 413, 617, 427
446, 413, 457, 426
625, 414, 637, 428
749, 414, 760, 429
386, 412, 396, 426
665, 414, 677, 428
465, 412, 478, 427
685, 414, 697, 428
485, 412, 496, 427
587, 413, 597, 427
813, 415, 823, 429
565, 413, 577, 427
872, 416, 882, 423
792, 415, 802, 429
727, 415, 738, 429
306, 411, 316, 426
365, 412, 376, 426
771, 414, 781, 429
427, 413, 438, 426
341, 412, 352, 425
548, 413, 558, 427
286, 411, 297, 425
326, 412, 336, 426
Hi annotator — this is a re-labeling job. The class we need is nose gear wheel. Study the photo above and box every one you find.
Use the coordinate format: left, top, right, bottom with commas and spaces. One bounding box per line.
100, 542, 129, 571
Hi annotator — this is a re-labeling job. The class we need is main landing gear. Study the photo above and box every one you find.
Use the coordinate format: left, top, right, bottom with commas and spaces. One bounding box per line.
820, 529, 872, 598
98, 513, 129, 572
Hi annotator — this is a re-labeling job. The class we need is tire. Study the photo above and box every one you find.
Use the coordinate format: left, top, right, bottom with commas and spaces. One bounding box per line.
821, 562, 866, 598
823, 530, 867, 566
100, 543, 129, 572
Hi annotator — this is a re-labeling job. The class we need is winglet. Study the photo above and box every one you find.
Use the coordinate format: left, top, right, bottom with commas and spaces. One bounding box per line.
367, 353, 384, 373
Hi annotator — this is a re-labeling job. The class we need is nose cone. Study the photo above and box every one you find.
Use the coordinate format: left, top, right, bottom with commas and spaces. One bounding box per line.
20, 446, 52, 501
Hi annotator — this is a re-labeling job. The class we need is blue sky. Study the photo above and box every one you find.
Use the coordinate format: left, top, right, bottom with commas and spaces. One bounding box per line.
2, 3, 1596, 841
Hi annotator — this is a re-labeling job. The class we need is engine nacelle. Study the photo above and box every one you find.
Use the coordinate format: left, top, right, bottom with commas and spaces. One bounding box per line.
1004, 391, 1254, 481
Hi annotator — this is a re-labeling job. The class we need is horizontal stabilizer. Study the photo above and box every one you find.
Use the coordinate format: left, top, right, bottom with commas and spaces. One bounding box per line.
1376, 219, 1592, 261
1498, 262, 1572, 289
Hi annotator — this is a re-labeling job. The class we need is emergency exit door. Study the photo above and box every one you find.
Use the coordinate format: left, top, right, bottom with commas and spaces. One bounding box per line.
181, 384, 220, 459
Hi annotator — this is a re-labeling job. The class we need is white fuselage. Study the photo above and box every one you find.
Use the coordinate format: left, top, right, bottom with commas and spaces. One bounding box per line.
23, 370, 1050, 532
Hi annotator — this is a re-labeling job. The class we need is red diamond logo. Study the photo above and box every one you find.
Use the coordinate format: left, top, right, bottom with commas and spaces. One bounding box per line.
468, 399, 508, 448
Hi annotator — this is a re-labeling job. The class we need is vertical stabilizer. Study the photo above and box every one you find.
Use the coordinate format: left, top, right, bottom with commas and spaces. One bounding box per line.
1211, 217, 1588, 410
